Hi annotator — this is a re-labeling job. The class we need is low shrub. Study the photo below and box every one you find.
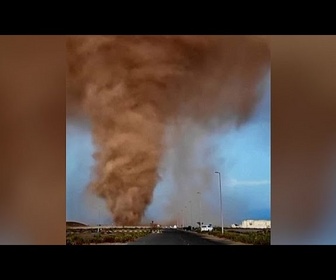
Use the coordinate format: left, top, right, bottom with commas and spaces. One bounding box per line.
209, 229, 270, 245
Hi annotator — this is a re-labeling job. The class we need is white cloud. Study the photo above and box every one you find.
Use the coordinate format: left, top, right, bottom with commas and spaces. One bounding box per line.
227, 179, 270, 187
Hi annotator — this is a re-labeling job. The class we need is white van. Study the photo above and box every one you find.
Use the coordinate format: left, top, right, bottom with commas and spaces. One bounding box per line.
200, 224, 213, 232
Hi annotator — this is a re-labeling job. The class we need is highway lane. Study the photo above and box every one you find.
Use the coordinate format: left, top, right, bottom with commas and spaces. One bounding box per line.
128, 229, 241, 245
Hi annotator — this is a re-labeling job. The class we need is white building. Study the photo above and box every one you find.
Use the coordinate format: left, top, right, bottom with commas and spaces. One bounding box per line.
241, 220, 271, 229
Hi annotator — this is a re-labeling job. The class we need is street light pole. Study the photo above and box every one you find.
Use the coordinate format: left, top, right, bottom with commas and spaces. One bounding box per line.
182, 211, 184, 227
215, 171, 224, 234
176, 211, 179, 228
189, 201, 192, 227
184, 206, 187, 227
197, 191, 201, 228
96, 205, 101, 233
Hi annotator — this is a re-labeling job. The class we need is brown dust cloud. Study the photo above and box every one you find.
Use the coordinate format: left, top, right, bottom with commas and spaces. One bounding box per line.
271, 36, 336, 244
67, 36, 269, 225
0, 36, 65, 244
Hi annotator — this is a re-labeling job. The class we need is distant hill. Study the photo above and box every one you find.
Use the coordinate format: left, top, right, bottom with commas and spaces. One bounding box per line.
66, 221, 88, 227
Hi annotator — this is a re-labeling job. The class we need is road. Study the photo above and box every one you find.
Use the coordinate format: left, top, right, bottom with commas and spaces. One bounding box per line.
128, 229, 245, 245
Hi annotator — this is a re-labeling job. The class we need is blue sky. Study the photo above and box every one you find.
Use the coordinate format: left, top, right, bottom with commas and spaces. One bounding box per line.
66, 72, 270, 226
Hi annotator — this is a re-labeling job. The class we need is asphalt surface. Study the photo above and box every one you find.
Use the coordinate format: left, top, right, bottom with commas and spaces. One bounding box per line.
128, 229, 245, 245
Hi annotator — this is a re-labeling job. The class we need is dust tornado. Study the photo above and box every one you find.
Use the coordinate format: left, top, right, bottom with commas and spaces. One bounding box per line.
67, 35, 269, 225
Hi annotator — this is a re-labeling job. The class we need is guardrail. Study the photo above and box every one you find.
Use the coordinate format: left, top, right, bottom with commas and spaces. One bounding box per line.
67, 225, 153, 230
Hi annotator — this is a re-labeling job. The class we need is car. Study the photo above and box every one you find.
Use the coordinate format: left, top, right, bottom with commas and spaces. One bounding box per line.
200, 224, 213, 232
231, 223, 240, 228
